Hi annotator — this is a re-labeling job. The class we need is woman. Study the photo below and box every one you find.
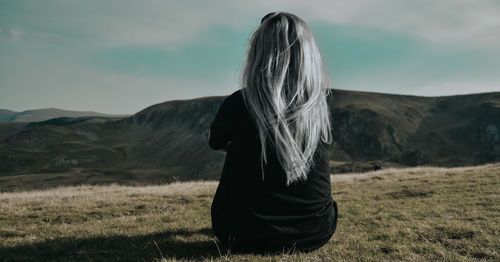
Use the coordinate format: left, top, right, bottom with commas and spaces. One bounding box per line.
208, 12, 337, 254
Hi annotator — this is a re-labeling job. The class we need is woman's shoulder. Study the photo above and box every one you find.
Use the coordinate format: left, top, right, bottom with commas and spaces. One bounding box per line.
227, 89, 243, 101
220, 89, 243, 107
217, 89, 250, 123
221, 89, 248, 114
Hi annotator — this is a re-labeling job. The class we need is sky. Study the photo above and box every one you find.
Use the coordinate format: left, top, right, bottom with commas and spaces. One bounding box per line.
1, 0, 499, 114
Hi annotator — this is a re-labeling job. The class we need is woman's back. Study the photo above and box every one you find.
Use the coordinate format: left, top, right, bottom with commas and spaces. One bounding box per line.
209, 89, 338, 254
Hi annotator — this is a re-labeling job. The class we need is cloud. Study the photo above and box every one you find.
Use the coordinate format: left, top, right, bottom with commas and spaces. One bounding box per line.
0, 61, 236, 114
265, 0, 500, 47
1, 0, 254, 49
0, 0, 499, 114
2, 0, 499, 48
0, 43, 237, 114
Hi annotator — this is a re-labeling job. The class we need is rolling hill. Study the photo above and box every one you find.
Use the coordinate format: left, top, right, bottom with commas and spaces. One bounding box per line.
0, 107, 129, 122
0, 89, 499, 191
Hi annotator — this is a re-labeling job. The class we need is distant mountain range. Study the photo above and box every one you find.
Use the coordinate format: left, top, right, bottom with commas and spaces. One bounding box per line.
0, 89, 499, 191
0, 108, 129, 122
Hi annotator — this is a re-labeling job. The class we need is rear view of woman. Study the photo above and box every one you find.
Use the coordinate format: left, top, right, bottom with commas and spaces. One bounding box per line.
208, 12, 338, 254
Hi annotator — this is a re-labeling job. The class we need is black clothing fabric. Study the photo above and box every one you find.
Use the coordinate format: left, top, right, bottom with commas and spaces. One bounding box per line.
209, 89, 338, 254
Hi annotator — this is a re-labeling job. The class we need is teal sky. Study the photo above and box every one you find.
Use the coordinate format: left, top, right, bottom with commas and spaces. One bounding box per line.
1, 0, 499, 114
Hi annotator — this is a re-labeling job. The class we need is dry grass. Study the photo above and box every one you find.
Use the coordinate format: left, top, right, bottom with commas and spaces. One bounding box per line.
1, 163, 499, 261
0, 181, 218, 201
331, 163, 499, 182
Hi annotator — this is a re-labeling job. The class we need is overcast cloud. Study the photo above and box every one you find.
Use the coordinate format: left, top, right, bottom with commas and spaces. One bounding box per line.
1, 0, 499, 114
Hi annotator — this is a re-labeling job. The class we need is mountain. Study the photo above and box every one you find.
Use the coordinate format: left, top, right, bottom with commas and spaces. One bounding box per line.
0, 107, 130, 122
0, 89, 499, 191
0, 109, 17, 122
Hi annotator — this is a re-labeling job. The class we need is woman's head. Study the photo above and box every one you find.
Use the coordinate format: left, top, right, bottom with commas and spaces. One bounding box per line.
241, 12, 333, 185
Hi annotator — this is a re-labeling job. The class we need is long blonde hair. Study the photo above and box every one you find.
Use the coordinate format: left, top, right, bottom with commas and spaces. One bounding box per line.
241, 12, 333, 185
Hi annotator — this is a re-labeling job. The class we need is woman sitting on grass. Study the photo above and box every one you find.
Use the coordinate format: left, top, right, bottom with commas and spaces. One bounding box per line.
208, 11, 338, 254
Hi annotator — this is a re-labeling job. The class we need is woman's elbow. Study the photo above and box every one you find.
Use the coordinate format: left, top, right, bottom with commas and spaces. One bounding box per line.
209, 137, 231, 151
209, 138, 222, 150
208, 125, 232, 151
208, 130, 223, 150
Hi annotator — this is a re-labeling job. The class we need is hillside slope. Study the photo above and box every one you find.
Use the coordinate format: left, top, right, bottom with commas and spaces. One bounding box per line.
0, 89, 499, 191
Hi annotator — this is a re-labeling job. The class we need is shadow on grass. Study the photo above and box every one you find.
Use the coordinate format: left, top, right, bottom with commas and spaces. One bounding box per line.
0, 227, 222, 261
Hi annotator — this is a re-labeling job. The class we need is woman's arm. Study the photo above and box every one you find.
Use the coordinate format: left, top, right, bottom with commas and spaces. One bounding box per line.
208, 129, 232, 151
208, 95, 234, 151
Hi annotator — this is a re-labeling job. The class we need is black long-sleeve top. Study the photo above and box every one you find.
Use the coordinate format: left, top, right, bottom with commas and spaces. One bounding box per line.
208, 89, 338, 254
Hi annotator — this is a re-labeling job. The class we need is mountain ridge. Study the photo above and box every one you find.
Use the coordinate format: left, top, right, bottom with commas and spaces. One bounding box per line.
0, 107, 130, 122
0, 88, 499, 191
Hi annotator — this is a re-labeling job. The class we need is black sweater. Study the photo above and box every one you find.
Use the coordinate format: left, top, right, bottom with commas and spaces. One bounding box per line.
208, 89, 338, 254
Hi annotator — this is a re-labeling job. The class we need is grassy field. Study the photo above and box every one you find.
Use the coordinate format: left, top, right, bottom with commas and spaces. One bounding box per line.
0, 164, 499, 261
